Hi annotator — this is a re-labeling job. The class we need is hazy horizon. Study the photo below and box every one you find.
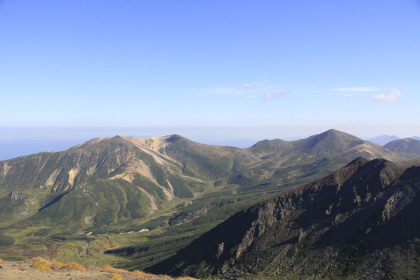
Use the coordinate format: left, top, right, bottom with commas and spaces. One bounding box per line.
0, 126, 418, 161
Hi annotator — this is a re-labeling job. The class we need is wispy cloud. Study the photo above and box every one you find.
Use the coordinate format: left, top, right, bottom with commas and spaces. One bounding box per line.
331, 86, 402, 102
217, 79, 269, 95
234, 79, 269, 91
264, 91, 290, 100
207, 80, 291, 101
370, 89, 402, 102
332, 87, 380, 92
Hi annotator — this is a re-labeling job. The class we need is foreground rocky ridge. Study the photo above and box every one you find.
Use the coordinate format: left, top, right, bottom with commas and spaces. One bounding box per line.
150, 158, 420, 279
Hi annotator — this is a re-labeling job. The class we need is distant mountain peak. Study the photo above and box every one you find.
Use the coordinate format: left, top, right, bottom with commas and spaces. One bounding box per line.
366, 135, 400, 146
295, 129, 364, 154
317, 128, 361, 139
165, 134, 187, 143
385, 138, 420, 154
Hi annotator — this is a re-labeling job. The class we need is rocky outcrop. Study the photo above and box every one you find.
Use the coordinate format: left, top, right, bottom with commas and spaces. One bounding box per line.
8, 191, 26, 201
168, 207, 208, 226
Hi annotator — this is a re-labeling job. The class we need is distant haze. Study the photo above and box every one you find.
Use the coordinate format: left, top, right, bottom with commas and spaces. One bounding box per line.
366, 135, 400, 146
0, 126, 419, 161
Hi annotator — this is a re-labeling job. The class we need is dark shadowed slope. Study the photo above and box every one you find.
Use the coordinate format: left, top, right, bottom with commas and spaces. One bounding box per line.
150, 158, 420, 280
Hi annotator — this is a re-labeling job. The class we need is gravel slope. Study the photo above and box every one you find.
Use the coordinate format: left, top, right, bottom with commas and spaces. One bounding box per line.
0, 259, 182, 280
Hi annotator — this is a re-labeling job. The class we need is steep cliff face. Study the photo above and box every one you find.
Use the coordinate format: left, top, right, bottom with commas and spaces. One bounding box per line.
150, 158, 420, 279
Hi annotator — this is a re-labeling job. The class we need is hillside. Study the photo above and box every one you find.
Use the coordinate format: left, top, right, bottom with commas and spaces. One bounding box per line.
0, 129, 419, 269
150, 158, 420, 279
0, 135, 261, 227
235, 129, 417, 190
385, 138, 420, 154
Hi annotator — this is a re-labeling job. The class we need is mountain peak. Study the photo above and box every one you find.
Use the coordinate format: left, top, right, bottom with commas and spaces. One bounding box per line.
69, 135, 132, 151
295, 129, 364, 154
385, 138, 420, 154
166, 134, 186, 143
344, 156, 370, 168
112, 135, 125, 140
318, 128, 360, 139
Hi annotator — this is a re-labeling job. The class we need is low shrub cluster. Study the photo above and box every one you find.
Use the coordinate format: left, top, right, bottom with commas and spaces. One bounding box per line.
61, 262, 86, 271
26, 256, 198, 279
31, 257, 86, 272
30, 262, 53, 272
101, 265, 156, 278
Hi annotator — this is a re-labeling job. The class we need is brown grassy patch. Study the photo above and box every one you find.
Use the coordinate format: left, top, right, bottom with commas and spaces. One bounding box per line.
157, 275, 173, 279
61, 262, 86, 271
130, 270, 149, 278
30, 262, 53, 272
31, 257, 86, 271
176, 278, 198, 280
101, 265, 159, 278
31, 257, 63, 267
101, 265, 128, 274
109, 273, 124, 280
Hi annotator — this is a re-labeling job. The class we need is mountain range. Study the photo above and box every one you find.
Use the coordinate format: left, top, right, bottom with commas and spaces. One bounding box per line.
0, 129, 419, 275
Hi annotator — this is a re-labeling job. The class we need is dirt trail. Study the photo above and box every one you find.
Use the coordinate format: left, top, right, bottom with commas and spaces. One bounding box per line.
79, 240, 89, 256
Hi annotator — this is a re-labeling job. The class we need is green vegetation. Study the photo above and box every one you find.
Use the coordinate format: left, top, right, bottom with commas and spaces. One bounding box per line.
1, 130, 419, 276
0, 232, 15, 248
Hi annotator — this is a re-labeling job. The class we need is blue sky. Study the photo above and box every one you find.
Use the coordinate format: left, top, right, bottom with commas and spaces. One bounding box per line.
0, 0, 419, 142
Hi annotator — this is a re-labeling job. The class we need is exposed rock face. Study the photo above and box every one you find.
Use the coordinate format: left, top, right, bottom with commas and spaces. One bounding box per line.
150, 158, 420, 279
168, 207, 208, 226
8, 191, 25, 201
